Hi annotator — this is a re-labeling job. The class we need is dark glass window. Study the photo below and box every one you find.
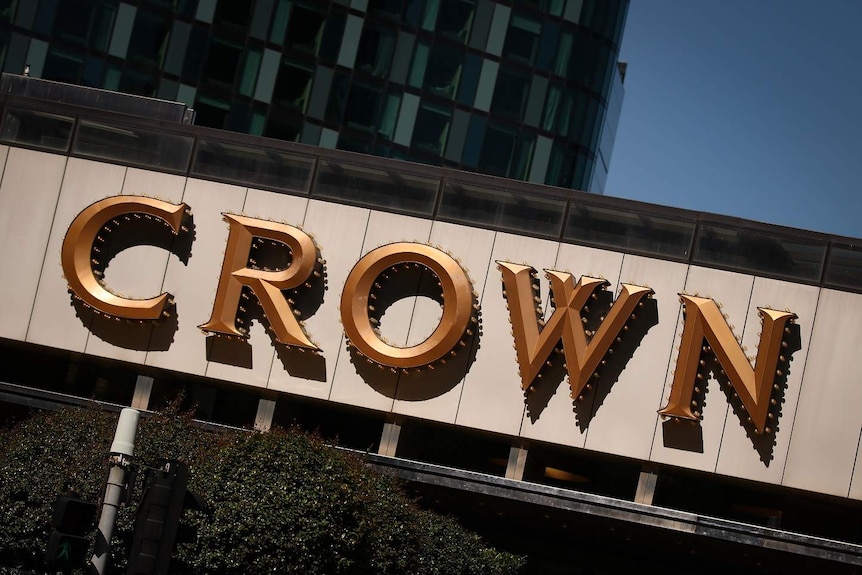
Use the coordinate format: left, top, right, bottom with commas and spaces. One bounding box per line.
52, 0, 93, 45
461, 113, 486, 168
314, 159, 439, 216
0, 107, 74, 152
272, 397, 385, 451
128, 10, 171, 67
119, 69, 158, 97
693, 225, 826, 282
0, 0, 16, 23
286, 5, 325, 54
433, 0, 476, 43
542, 84, 571, 133
325, 70, 351, 124
412, 103, 451, 156
213, 1, 251, 28
491, 69, 530, 121
269, 0, 290, 44
565, 206, 695, 259
511, 132, 537, 180
272, 59, 314, 111
396, 420, 510, 476
478, 123, 517, 177
43, 46, 85, 84
456, 52, 481, 106
82, 56, 104, 87
824, 246, 862, 291
368, 0, 403, 19
439, 181, 566, 238
355, 23, 396, 78
73, 120, 193, 172
192, 139, 314, 193
545, 141, 576, 188
203, 39, 242, 85
89, 3, 115, 52
503, 13, 541, 65
183, 26, 209, 82
33, 0, 58, 36
344, 83, 384, 132
264, 113, 302, 141
536, 20, 559, 71
194, 95, 230, 128
423, 45, 464, 100
318, 8, 346, 62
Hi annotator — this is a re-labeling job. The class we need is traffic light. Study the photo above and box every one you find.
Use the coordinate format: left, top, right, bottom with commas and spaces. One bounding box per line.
45, 493, 98, 571
126, 460, 203, 575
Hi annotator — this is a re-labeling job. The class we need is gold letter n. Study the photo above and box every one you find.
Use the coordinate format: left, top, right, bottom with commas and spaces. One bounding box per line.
658, 295, 796, 434
498, 262, 653, 400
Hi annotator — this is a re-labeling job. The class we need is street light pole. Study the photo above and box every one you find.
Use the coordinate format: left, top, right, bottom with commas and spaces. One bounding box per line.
90, 408, 140, 575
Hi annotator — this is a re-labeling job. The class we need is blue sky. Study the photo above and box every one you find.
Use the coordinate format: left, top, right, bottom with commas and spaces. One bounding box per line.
604, 1, 862, 239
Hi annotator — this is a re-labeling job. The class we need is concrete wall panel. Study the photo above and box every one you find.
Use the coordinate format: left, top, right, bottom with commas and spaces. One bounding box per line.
267, 200, 369, 399
784, 289, 862, 497
393, 221, 496, 424
145, 179, 247, 376
715, 278, 819, 484
84, 168, 189, 363
648, 266, 754, 473
327, 210, 432, 412
519, 244, 624, 448
28, 158, 126, 352
584, 255, 689, 461
204, 188, 310, 390
456, 232, 560, 436
0, 148, 66, 341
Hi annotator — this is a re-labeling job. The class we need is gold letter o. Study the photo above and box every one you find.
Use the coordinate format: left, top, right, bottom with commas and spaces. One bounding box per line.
340, 243, 474, 368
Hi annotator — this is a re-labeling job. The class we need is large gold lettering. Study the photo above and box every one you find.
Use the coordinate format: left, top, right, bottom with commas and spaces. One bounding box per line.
658, 295, 796, 434
61, 196, 187, 320
199, 214, 319, 349
341, 243, 474, 368
498, 262, 653, 398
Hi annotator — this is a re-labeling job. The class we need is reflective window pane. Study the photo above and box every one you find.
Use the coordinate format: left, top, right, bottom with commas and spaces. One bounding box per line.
313, 160, 439, 216
192, 139, 314, 193
693, 224, 826, 282
0, 107, 74, 151
824, 246, 862, 291
355, 23, 396, 78
411, 103, 451, 156
503, 13, 541, 65
565, 205, 694, 259
439, 181, 565, 238
73, 120, 193, 172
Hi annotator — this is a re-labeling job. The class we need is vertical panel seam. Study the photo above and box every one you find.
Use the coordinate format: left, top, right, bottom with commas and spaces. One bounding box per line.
24, 152, 70, 342
391, 218, 434, 408
779, 286, 823, 488
849, 427, 862, 498
264, 193, 313, 393
454, 230, 498, 425
327, 208, 373, 402
144, 174, 192, 365
647, 262, 692, 461
712, 276, 756, 474
204, 186, 250, 379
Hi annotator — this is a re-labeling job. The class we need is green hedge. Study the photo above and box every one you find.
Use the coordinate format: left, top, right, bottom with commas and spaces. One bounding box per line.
0, 406, 524, 575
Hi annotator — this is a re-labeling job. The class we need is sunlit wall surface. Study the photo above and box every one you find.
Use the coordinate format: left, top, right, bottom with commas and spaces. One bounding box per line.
0, 0, 628, 193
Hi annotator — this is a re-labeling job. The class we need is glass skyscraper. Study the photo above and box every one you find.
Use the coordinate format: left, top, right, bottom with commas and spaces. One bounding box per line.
0, 0, 628, 192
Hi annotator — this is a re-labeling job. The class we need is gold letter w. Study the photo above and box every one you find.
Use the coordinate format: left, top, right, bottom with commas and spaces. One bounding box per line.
498, 262, 653, 399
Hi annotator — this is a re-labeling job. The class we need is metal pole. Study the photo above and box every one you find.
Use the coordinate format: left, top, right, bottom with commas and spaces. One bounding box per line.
90, 408, 140, 575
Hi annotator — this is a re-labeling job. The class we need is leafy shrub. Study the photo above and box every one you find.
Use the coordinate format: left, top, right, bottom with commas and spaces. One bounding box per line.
0, 406, 524, 575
